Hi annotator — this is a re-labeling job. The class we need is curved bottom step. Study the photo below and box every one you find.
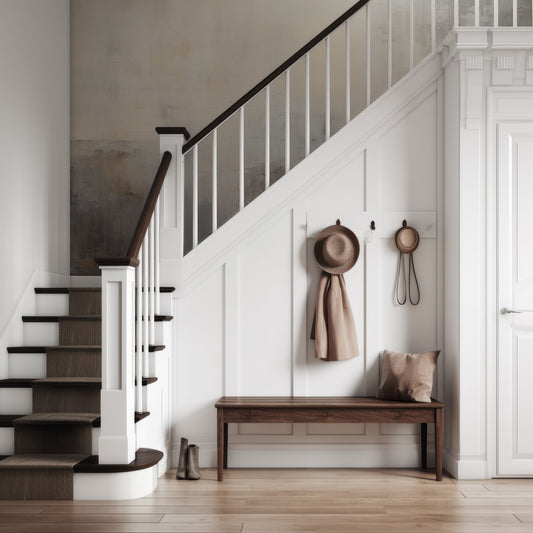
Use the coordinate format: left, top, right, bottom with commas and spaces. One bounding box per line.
73, 449, 164, 500
0, 448, 163, 500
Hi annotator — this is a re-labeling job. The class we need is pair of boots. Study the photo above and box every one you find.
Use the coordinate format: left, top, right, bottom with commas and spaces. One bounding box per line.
176, 437, 200, 480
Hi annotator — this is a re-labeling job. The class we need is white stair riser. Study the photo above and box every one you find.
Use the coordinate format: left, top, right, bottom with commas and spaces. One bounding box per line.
22, 321, 166, 346
73, 465, 158, 500
0, 429, 14, 455
0, 427, 100, 455
0, 389, 32, 415
9, 351, 163, 379
34, 292, 172, 317
23, 323, 58, 346
36, 294, 69, 316
8, 354, 46, 379
159, 293, 172, 316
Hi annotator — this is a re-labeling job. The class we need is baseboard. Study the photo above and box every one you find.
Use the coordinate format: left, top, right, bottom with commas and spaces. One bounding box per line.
173, 441, 431, 469
444, 449, 488, 479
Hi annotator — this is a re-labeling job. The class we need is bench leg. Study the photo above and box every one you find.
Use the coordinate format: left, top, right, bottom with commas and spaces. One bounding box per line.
435, 409, 442, 481
421, 423, 427, 469
217, 408, 224, 481
224, 423, 228, 469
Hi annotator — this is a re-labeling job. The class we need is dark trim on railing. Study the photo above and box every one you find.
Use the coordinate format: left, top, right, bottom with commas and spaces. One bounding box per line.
94, 151, 172, 268
94, 256, 140, 267
156, 126, 191, 140
182, 0, 370, 153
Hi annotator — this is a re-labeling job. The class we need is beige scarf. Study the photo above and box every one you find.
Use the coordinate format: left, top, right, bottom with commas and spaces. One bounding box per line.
311, 272, 359, 361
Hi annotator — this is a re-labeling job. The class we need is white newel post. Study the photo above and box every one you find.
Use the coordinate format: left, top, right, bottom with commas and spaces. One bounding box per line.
99, 264, 136, 464
156, 128, 189, 268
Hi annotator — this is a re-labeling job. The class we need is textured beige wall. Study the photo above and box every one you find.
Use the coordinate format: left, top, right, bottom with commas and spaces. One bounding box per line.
70, 0, 360, 273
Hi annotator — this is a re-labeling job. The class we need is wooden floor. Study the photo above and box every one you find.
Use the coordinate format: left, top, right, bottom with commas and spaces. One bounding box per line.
2, 468, 533, 532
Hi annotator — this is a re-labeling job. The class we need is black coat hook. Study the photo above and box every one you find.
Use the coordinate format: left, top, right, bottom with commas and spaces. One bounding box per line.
370, 220, 375, 230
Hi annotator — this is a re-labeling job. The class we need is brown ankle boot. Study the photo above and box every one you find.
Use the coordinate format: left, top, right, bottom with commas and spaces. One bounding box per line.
187, 444, 200, 480
176, 437, 188, 480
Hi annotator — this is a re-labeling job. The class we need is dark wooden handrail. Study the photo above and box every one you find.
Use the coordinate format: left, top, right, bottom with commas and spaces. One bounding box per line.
95, 151, 172, 267
182, 0, 370, 153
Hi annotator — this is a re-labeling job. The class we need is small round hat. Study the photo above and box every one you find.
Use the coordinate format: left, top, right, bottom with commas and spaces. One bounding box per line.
395, 224, 419, 254
314, 221, 359, 274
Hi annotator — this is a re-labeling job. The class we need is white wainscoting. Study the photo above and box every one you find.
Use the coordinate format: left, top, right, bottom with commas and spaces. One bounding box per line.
170, 64, 444, 469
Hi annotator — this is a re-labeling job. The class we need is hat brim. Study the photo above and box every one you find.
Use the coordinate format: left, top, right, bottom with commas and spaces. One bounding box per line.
395, 226, 420, 254
314, 224, 360, 274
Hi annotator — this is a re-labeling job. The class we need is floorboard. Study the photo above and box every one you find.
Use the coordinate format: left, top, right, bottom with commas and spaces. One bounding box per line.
3, 468, 533, 532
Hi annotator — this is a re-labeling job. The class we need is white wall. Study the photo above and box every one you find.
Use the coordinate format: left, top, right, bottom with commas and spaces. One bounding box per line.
169, 54, 444, 468
442, 29, 533, 479
0, 0, 70, 375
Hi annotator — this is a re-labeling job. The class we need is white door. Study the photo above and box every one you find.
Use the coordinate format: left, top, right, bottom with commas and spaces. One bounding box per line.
497, 122, 533, 476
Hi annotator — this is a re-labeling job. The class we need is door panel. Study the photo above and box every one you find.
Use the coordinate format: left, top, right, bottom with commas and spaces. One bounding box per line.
497, 123, 533, 475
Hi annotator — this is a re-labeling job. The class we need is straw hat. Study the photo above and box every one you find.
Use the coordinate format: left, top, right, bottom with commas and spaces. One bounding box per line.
314, 220, 359, 274
395, 223, 419, 254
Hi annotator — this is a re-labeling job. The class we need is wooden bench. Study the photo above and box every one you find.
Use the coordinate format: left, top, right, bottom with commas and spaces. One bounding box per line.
215, 396, 443, 481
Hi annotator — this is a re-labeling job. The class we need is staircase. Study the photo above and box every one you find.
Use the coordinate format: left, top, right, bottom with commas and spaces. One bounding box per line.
0, 287, 171, 499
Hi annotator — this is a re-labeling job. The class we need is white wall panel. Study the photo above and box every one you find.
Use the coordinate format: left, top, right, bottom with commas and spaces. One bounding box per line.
377, 238, 438, 357
238, 214, 293, 396
172, 268, 224, 460
305, 242, 367, 397
379, 92, 438, 212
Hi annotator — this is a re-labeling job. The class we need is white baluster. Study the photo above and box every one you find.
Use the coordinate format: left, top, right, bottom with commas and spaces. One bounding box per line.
212, 129, 217, 232
494, 0, 499, 26
192, 145, 198, 248
366, 3, 371, 106
409, 0, 414, 69
142, 239, 149, 379
345, 22, 350, 124
513, 0, 518, 26
135, 249, 143, 413
265, 86, 270, 188
154, 199, 160, 314
179, 149, 185, 257
285, 69, 290, 173
149, 218, 155, 346
325, 36, 331, 141
454, 0, 459, 27
388, 0, 392, 89
431, 0, 436, 50
239, 106, 244, 210
305, 54, 310, 155
475, 0, 480, 27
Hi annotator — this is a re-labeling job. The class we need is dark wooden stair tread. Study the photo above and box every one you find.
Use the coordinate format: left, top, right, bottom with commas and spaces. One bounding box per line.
35, 287, 175, 294
0, 377, 157, 387
0, 448, 162, 474
14, 413, 100, 425
0, 379, 36, 388
33, 377, 101, 386
22, 314, 172, 322
7, 344, 165, 353
0, 454, 89, 469
0, 415, 25, 427
73, 448, 163, 473
0, 412, 149, 427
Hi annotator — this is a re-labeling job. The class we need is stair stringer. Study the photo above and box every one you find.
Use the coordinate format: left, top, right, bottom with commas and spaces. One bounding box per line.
160, 51, 443, 294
